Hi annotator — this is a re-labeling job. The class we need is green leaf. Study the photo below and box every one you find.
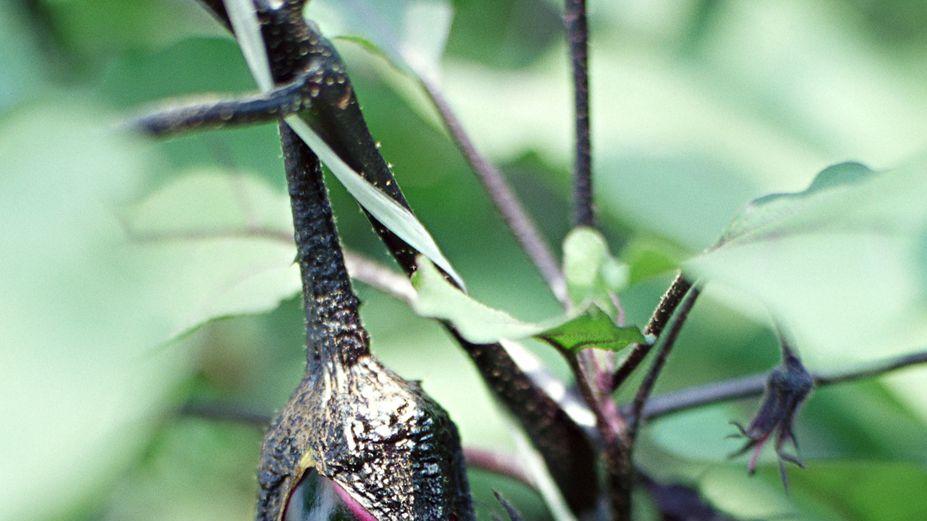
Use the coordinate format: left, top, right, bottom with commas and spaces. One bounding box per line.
222, 0, 465, 288
685, 160, 927, 367
538, 306, 642, 352
0, 103, 193, 521
412, 258, 644, 352
121, 171, 301, 337
717, 161, 874, 244
562, 226, 629, 315
309, 0, 453, 79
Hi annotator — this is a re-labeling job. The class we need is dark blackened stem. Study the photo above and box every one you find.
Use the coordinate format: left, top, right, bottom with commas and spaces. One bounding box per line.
634, 349, 927, 421
419, 77, 568, 305
300, 31, 600, 516
564, 0, 594, 227
611, 274, 693, 391
280, 122, 369, 371
627, 285, 701, 441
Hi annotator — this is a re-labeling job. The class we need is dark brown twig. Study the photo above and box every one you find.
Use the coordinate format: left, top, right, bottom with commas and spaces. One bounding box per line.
634, 349, 927, 421
124, 225, 414, 303
564, 0, 593, 227
611, 274, 693, 391
419, 78, 567, 305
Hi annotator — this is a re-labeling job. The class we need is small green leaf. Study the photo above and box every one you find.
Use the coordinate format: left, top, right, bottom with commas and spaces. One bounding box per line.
222, 0, 464, 288
562, 227, 629, 315
412, 258, 644, 352
537, 306, 643, 352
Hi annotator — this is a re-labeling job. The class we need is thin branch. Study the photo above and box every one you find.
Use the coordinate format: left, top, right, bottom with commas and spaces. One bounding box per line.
563, 351, 621, 441
564, 0, 593, 227
611, 274, 693, 391
463, 447, 537, 491
419, 77, 567, 305
627, 285, 701, 440
343, 251, 415, 304
178, 401, 271, 426
124, 224, 414, 303
633, 349, 927, 421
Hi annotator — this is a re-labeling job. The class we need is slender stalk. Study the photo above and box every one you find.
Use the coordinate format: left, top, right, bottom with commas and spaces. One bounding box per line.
636, 349, 927, 420
462, 447, 537, 491
611, 274, 693, 391
178, 402, 270, 426
124, 223, 414, 304
419, 78, 567, 305
627, 285, 701, 440
343, 251, 415, 303
564, 0, 593, 227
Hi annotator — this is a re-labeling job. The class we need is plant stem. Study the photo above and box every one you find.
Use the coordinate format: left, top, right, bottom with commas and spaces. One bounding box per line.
635, 349, 927, 420
627, 285, 701, 441
178, 401, 270, 426
172, 3, 600, 514
564, 0, 594, 227
124, 224, 414, 303
612, 274, 693, 391
462, 447, 537, 491
419, 78, 568, 305
280, 122, 370, 370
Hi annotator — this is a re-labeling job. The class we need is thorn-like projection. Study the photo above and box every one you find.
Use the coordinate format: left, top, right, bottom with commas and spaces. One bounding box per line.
728, 352, 813, 487
492, 491, 525, 521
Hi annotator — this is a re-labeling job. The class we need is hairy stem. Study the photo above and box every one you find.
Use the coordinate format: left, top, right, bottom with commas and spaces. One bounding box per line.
280, 122, 370, 370
564, 0, 593, 227
419, 77, 568, 305
635, 349, 927, 420
612, 274, 693, 391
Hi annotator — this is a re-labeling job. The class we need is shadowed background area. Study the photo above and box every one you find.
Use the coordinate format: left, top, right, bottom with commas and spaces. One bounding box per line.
2, 0, 927, 519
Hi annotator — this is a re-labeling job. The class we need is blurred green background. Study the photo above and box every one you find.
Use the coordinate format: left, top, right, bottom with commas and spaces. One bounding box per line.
3, 0, 927, 519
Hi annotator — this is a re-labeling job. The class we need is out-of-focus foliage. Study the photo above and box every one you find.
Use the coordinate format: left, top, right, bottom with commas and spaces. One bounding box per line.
2, 0, 927, 520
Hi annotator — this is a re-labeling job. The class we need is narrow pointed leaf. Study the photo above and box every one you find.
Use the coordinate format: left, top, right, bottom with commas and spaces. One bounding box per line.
222, 0, 464, 287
